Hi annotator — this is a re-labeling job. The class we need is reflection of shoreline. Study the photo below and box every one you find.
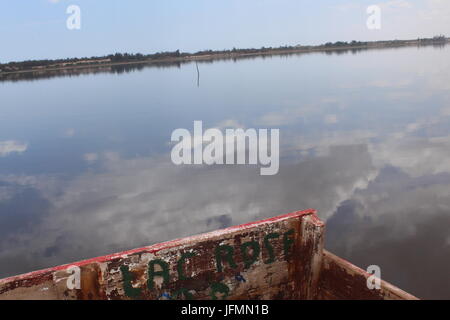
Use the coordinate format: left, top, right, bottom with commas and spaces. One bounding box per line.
1, 40, 448, 83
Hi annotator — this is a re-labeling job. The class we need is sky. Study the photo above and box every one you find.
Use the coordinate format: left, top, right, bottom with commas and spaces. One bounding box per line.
0, 0, 449, 62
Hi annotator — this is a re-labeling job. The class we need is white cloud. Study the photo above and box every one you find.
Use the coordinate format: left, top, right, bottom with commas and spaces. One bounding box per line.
371, 133, 450, 178
216, 119, 244, 129
0, 141, 28, 157
0, 143, 377, 276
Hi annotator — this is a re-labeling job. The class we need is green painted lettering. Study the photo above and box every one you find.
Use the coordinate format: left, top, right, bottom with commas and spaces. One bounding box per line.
177, 251, 197, 280
210, 282, 230, 300
215, 245, 237, 272
120, 265, 142, 299
240, 241, 260, 269
263, 232, 280, 264
148, 259, 170, 289
283, 229, 295, 259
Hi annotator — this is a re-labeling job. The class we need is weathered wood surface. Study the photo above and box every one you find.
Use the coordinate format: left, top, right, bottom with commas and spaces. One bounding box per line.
316, 251, 418, 300
0, 209, 325, 300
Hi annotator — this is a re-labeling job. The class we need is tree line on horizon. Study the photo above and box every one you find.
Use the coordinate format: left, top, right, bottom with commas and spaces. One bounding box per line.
0, 35, 447, 72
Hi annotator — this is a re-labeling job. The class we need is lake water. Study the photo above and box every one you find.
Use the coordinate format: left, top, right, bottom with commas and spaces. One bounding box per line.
1, 45, 450, 299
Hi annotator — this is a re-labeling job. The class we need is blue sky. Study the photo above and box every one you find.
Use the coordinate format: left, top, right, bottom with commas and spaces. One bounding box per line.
0, 0, 449, 62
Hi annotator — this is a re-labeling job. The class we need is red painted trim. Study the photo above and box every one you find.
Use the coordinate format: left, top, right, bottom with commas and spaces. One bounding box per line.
0, 209, 318, 285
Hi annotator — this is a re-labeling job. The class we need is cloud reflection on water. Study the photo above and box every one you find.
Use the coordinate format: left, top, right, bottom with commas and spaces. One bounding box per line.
0, 46, 450, 299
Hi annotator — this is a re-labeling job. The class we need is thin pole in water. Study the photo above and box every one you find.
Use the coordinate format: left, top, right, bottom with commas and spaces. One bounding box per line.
196, 62, 200, 87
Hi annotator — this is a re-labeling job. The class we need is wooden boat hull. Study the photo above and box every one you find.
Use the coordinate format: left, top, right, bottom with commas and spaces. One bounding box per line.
0, 209, 417, 300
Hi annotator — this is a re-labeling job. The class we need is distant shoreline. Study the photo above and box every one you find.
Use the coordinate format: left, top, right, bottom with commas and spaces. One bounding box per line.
1, 37, 448, 78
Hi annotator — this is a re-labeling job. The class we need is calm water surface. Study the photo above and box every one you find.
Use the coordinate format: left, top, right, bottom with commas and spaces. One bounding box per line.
1, 46, 450, 299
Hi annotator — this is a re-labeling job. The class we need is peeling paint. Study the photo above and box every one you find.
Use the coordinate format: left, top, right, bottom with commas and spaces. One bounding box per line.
0, 209, 417, 300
